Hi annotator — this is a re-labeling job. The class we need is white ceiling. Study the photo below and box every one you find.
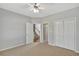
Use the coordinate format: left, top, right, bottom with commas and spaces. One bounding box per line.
0, 3, 79, 18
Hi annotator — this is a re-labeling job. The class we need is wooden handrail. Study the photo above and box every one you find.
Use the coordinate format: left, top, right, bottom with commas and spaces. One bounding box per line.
35, 28, 40, 33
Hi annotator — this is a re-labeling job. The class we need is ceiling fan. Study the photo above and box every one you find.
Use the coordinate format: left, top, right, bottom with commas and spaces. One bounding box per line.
27, 3, 44, 13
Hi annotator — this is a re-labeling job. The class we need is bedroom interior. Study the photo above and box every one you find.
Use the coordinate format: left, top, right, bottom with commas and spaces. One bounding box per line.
0, 3, 79, 56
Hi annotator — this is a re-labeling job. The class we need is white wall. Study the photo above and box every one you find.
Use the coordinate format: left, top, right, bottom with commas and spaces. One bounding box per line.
30, 18, 43, 24
76, 17, 79, 52
42, 7, 79, 23
0, 8, 30, 51
42, 7, 79, 51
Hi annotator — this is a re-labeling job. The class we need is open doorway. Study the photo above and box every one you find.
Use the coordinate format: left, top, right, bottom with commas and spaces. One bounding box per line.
33, 24, 41, 43
26, 23, 47, 44
26, 23, 41, 44
43, 23, 48, 43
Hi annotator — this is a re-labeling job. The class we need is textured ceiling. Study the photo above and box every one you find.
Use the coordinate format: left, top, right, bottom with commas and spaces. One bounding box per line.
0, 3, 79, 18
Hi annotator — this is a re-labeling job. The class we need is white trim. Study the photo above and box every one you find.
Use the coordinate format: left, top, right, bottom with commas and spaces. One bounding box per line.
40, 24, 44, 43
75, 50, 79, 53
48, 43, 56, 46
48, 42, 78, 53
0, 43, 25, 52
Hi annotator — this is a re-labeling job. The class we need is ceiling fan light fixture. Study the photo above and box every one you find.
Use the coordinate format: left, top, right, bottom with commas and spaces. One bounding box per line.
33, 8, 39, 13
27, 3, 44, 13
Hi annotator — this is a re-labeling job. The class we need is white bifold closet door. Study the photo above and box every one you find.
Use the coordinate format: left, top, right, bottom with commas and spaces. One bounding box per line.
54, 21, 64, 48
64, 19, 75, 50
54, 18, 75, 50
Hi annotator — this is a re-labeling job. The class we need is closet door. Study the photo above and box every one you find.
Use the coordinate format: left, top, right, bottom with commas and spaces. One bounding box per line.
54, 21, 64, 47
64, 19, 75, 50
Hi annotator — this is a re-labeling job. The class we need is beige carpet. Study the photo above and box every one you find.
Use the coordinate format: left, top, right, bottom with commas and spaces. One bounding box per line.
0, 42, 78, 56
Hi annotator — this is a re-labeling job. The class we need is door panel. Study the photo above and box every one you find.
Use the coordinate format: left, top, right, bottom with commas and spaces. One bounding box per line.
43, 24, 48, 42
64, 20, 75, 50
54, 21, 64, 47
26, 23, 34, 44
54, 18, 75, 50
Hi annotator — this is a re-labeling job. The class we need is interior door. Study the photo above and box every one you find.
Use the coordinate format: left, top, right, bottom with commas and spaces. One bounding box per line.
43, 24, 48, 42
64, 19, 75, 50
54, 21, 64, 47
26, 23, 34, 44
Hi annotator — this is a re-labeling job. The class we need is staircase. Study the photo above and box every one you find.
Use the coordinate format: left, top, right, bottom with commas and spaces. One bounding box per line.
33, 24, 40, 42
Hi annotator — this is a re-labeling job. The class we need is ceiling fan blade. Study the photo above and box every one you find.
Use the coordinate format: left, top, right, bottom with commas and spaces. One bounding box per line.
27, 3, 33, 7
39, 7, 45, 9
36, 3, 40, 6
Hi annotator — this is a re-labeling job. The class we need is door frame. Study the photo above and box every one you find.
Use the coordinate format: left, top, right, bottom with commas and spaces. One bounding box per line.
43, 23, 48, 42
26, 22, 34, 44
26, 23, 44, 44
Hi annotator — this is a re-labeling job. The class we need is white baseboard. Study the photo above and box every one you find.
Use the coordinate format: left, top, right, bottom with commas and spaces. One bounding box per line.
0, 43, 25, 52
48, 43, 56, 46
48, 43, 79, 53
75, 50, 79, 53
